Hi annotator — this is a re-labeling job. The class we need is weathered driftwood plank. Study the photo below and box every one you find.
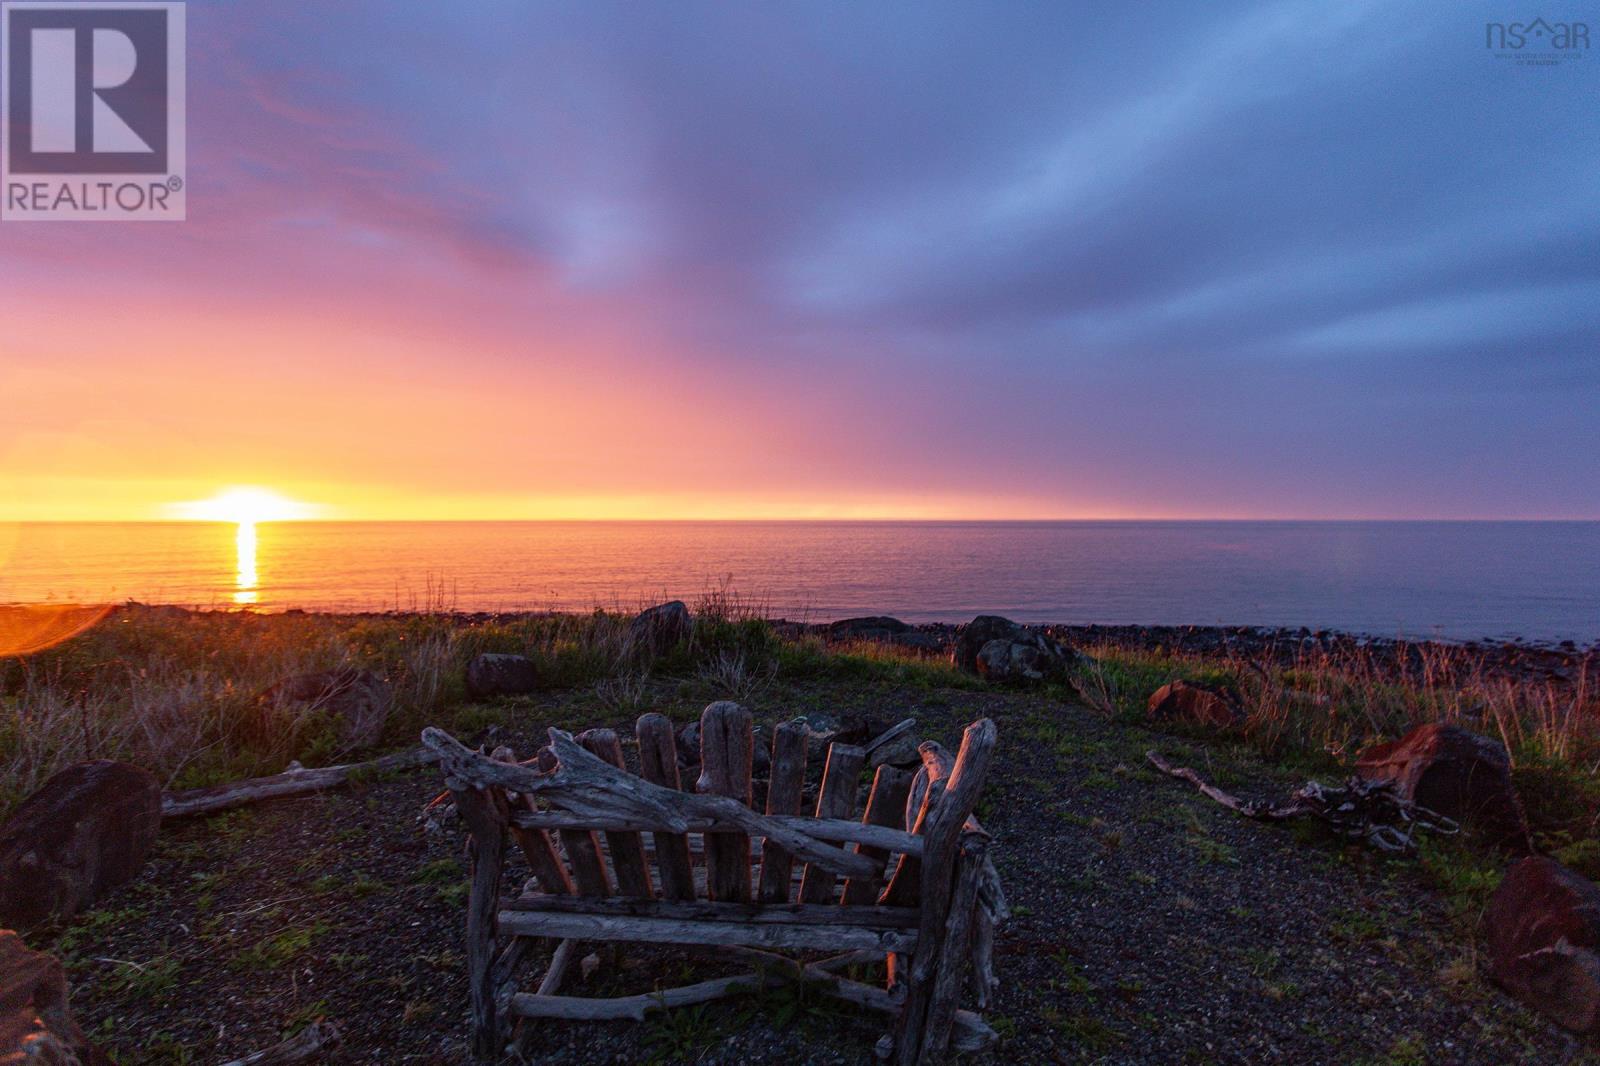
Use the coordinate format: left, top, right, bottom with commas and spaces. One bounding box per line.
919, 742, 1009, 920
807, 969, 997, 1055
511, 810, 922, 857
759, 721, 809, 903
922, 830, 989, 1061
424, 726, 879, 881
635, 713, 696, 900
697, 701, 755, 902
843, 765, 914, 906
689, 945, 996, 1055
490, 919, 537, 1013
864, 717, 918, 759
162, 747, 438, 818
509, 972, 775, 1022
800, 742, 867, 903
218, 1021, 341, 1066
537, 937, 579, 996
880, 778, 941, 908
531, 746, 611, 898
577, 729, 654, 899
917, 742, 1007, 1014
452, 782, 507, 1061
895, 718, 997, 1066
968, 899, 997, 1010
505, 895, 919, 928
492, 746, 575, 897
496, 910, 918, 953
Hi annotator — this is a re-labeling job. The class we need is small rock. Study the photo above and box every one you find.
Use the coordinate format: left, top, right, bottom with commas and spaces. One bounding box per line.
464, 653, 539, 699
869, 732, 922, 769
0, 761, 161, 929
264, 668, 392, 751
1486, 856, 1600, 1033
0, 931, 108, 1065
675, 720, 701, 768
626, 601, 691, 658
975, 638, 1058, 683
1355, 723, 1531, 850
1146, 680, 1245, 730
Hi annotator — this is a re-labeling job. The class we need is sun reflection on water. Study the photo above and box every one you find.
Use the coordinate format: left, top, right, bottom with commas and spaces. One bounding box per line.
234, 521, 259, 605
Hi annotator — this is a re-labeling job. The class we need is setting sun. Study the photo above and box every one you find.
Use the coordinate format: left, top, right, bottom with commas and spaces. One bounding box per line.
167, 488, 320, 525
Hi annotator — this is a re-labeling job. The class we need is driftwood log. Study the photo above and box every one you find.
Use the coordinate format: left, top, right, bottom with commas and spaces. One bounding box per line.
161, 748, 438, 818
1146, 749, 1460, 853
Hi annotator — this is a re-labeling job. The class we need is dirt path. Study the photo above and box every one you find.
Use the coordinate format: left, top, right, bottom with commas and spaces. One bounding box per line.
46, 680, 1592, 1065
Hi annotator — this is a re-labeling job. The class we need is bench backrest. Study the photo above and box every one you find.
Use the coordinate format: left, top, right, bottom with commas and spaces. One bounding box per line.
424, 703, 996, 911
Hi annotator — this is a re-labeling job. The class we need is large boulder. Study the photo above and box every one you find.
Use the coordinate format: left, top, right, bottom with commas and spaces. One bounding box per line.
1485, 857, 1600, 1033
955, 616, 1079, 683
0, 761, 161, 929
464, 653, 539, 699
1146, 679, 1245, 730
626, 601, 691, 657
0, 932, 107, 1065
264, 668, 392, 752
954, 616, 1026, 673
1355, 723, 1531, 850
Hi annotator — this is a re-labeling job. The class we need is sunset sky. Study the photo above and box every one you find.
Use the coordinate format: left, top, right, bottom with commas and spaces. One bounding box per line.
2, 1, 1597, 521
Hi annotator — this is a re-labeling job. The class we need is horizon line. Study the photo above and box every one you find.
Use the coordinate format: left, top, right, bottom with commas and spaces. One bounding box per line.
4, 516, 1598, 525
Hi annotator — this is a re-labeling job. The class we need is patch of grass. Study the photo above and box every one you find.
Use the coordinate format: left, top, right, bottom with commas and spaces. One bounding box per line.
232, 922, 329, 971
411, 857, 462, 884
284, 999, 330, 1036
1378, 1034, 1428, 1066
1416, 837, 1504, 923
313, 871, 386, 898
1043, 1007, 1122, 1050
435, 882, 470, 908
643, 1002, 722, 1065
1189, 836, 1237, 866
1328, 908, 1383, 943
104, 953, 181, 999
1553, 837, 1600, 882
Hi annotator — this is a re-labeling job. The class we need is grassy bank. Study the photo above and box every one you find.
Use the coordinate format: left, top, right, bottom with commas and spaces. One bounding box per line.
2, 603, 1595, 864
0, 599, 972, 814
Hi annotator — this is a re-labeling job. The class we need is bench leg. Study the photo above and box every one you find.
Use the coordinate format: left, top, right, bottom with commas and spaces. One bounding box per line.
453, 785, 506, 1062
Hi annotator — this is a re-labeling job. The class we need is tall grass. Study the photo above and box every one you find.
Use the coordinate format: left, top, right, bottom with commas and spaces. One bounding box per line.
0, 593, 789, 814
1078, 639, 1600, 846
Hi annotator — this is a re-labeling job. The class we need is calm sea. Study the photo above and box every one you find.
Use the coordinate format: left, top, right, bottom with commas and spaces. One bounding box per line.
0, 522, 1595, 643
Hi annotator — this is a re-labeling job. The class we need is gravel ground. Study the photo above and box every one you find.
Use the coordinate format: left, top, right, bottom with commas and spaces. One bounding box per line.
41, 679, 1598, 1065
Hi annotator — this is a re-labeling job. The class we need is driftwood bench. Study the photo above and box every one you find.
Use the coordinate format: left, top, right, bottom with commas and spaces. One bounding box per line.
423, 702, 1003, 1064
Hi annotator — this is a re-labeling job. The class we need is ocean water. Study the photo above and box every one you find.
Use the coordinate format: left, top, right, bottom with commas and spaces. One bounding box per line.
0, 521, 1596, 643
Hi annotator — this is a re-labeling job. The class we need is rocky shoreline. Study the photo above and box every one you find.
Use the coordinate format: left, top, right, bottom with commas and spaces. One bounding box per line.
775, 615, 1597, 689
